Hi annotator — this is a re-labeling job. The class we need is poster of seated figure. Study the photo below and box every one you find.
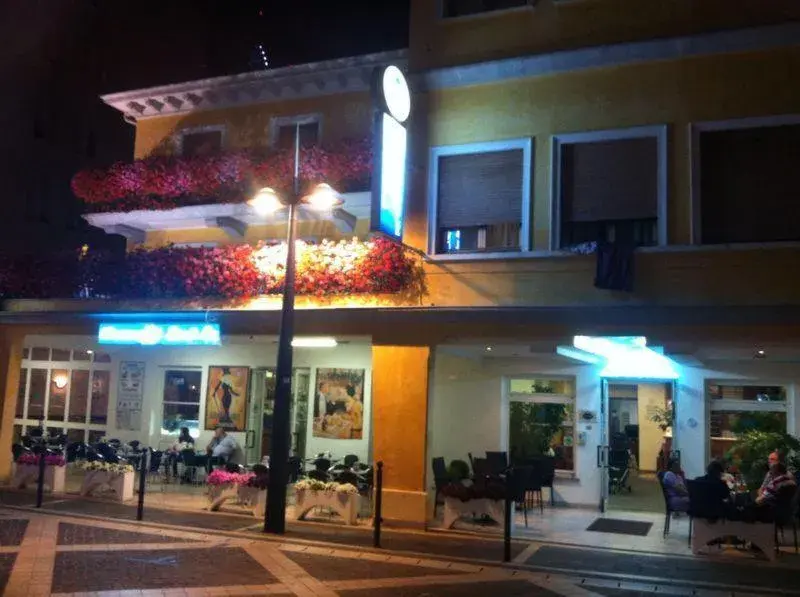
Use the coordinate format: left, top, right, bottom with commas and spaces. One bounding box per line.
312, 368, 365, 440
117, 361, 145, 431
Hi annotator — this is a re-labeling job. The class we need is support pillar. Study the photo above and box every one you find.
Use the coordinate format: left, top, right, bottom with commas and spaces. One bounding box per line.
371, 345, 430, 528
0, 326, 24, 482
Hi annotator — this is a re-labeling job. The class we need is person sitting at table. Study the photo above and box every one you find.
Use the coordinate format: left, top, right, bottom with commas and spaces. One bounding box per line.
206, 426, 244, 466
758, 452, 794, 498
663, 457, 690, 512
165, 427, 194, 479
694, 460, 733, 516
757, 461, 796, 507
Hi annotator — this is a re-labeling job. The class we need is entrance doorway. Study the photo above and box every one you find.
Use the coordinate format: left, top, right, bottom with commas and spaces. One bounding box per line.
245, 367, 310, 465
602, 381, 675, 513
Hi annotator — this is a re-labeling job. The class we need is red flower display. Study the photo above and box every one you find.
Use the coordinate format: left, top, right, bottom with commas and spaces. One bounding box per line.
71, 138, 372, 213
0, 237, 421, 301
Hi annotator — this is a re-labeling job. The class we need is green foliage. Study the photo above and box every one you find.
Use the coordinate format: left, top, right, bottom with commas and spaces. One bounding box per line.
447, 459, 470, 481
727, 429, 800, 490
509, 402, 567, 458
648, 405, 673, 432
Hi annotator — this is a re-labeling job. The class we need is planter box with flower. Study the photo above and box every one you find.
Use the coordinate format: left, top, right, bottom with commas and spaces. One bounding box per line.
79, 461, 135, 502
294, 479, 360, 525
13, 454, 66, 493
206, 469, 269, 517
441, 481, 513, 530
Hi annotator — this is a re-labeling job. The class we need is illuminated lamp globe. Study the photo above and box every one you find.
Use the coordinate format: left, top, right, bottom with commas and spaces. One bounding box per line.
249, 187, 283, 216
305, 183, 344, 211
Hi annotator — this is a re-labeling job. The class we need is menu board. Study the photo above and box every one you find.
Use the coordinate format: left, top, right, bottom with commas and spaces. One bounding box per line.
117, 361, 145, 431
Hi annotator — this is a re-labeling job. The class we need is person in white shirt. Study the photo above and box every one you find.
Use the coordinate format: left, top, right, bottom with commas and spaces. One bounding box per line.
206, 426, 244, 466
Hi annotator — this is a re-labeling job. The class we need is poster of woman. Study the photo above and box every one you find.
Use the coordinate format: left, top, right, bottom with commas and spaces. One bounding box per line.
205, 366, 249, 431
313, 368, 365, 440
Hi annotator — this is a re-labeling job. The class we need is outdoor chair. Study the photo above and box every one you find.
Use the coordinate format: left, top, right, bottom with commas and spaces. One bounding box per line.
508, 465, 534, 527
521, 459, 545, 514
687, 478, 727, 549
486, 451, 508, 476
432, 456, 449, 518
472, 458, 490, 480
774, 483, 799, 554
343, 454, 359, 468
657, 471, 675, 537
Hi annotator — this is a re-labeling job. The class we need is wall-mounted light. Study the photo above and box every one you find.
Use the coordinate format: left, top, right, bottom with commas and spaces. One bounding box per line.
52, 374, 69, 389
291, 337, 337, 348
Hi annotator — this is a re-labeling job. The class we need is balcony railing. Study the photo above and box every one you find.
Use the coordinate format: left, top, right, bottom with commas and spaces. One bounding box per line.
71, 138, 372, 214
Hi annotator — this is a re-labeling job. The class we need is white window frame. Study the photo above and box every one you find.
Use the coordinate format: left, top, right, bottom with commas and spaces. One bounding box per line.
269, 113, 323, 149
16, 347, 113, 442
437, 0, 534, 21
501, 374, 577, 476
689, 114, 800, 246
174, 125, 227, 156
160, 367, 203, 436
550, 125, 668, 251
427, 138, 533, 259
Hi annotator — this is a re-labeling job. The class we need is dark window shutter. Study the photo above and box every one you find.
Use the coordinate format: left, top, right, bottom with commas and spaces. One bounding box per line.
437, 149, 524, 229
276, 122, 319, 150
561, 137, 658, 223
700, 125, 800, 244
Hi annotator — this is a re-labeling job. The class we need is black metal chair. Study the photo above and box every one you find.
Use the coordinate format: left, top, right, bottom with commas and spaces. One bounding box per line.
486, 451, 508, 475
343, 454, 359, 468
657, 471, 676, 537
431, 457, 449, 518
472, 458, 490, 480
774, 483, 799, 554
508, 465, 534, 527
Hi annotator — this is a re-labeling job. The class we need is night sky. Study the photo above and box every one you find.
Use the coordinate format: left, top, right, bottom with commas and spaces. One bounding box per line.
0, 1, 409, 256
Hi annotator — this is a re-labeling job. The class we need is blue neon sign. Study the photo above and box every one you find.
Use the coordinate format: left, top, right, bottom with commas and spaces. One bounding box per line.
98, 323, 221, 346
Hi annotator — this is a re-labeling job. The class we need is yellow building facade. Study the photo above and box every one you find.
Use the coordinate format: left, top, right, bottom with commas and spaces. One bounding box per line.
2, 4, 800, 524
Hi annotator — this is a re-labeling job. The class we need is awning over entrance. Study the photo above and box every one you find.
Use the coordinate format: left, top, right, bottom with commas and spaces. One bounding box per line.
558, 336, 679, 379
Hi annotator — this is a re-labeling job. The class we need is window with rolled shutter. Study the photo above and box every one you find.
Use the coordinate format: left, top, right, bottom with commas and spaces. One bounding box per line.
699, 124, 800, 244
559, 136, 659, 248
181, 130, 223, 157
436, 148, 524, 253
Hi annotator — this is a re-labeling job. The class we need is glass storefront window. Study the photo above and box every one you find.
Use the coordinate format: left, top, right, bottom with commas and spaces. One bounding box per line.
509, 377, 575, 472
88, 430, 106, 444
707, 384, 786, 402
90, 370, 110, 425
162, 370, 202, 434
28, 369, 47, 420
48, 369, 69, 421
72, 350, 92, 362
16, 368, 27, 419
66, 428, 86, 443
709, 410, 788, 461
69, 370, 90, 423
51, 349, 71, 362
30, 347, 49, 361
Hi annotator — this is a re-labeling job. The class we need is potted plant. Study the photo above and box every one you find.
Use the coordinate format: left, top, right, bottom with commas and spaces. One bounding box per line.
293, 479, 360, 525
13, 453, 67, 493
78, 461, 136, 502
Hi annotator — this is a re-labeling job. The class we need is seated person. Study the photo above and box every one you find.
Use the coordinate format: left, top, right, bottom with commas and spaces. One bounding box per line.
166, 426, 194, 479
693, 460, 733, 518
757, 461, 796, 507
758, 452, 794, 498
663, 457, 690, 512
206, 426, 244, 466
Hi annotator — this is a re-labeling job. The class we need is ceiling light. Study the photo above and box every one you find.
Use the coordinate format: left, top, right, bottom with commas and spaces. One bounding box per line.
485, 346, 493, 352
755, 349, 766, 358
52, 374, 68, 389
292, 337, 337, 348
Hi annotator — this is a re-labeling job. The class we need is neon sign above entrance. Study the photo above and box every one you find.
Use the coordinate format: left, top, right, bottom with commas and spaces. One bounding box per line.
98, 323, 221, 346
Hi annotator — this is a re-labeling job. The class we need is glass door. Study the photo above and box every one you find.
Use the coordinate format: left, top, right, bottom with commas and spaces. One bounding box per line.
598, 378, 610, 512
290, 368, 310, 459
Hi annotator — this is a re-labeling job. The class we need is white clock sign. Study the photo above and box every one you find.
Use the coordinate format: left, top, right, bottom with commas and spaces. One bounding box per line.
371, 65, 411, 241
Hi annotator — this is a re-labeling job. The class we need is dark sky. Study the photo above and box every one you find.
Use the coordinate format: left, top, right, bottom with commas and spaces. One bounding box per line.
0, 0, 409, 256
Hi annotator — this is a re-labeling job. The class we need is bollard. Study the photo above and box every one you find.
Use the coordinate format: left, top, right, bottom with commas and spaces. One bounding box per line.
136, 449, 148, 521
36, 446, 46, 509
373, 461, 384, 548
503, 473, 512, 563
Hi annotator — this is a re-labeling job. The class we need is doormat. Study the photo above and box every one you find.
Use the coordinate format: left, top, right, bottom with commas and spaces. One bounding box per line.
586, 518, 652, 536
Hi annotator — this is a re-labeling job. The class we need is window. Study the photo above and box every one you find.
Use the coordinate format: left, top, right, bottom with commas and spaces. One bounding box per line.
271, 115, 321, 150
508, 378, 575, 472
162, 370, 202, 435
15, 346, 112, 441
430, 139, 531, 255
696, 122, 800, 244
707, 382, 788, 461
553, 127, 666, 249
442, 0, 529, 18
178, 128, 224, 157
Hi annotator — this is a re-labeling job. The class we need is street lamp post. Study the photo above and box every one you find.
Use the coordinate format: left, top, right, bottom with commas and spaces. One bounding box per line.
250, 127, 343, 534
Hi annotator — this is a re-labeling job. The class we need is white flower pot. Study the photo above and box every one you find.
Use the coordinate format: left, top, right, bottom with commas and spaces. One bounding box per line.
80, 470, 135, 502
207, 483, 239, 512
13, 464, 66, 494
237, 485, 268, 518
295, 489, 360, 525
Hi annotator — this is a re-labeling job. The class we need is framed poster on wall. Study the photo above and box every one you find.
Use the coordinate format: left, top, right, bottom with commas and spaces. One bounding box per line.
312, 368, 365, 440
205, 366, 250, 431
117, 361, 145, 431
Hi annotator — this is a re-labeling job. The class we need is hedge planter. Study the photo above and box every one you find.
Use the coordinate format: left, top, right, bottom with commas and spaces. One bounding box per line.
13, 464, 66, 493
295, 489, 360, 525
80, 470, 135, 502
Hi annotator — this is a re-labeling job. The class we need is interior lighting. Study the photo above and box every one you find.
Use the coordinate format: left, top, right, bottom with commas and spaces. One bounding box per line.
291, 337, 338, 348
52, 374, 69, 389
570, 336, 679, 380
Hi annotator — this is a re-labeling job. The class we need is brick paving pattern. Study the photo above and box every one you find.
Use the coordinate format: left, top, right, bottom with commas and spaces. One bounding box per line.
52, 547, 276, 593
337, 580, 563, 596
0, 519, 29, 546
282, 550, 463, 581
0, 553, 17, 594
57, 521, 196, 545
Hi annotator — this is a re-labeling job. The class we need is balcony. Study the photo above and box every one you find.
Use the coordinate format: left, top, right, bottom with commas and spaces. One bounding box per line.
72, 138, 372, 241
